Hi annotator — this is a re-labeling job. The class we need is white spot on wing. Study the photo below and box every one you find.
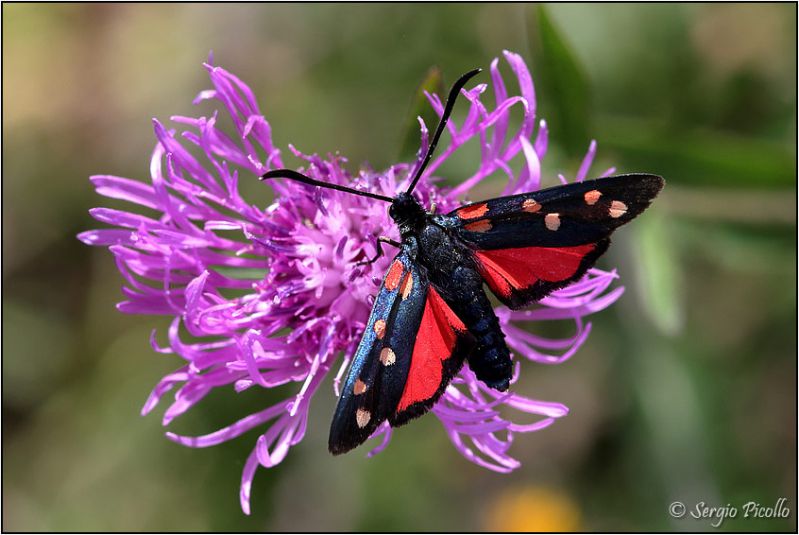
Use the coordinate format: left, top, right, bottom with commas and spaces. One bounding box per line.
380, 347, 396, 366
356, 408, 371, 428
545, 213, 561, 231
609, 200, 628, 218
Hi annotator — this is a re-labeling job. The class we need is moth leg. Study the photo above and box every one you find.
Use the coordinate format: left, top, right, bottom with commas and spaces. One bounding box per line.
355, 236, 401, 266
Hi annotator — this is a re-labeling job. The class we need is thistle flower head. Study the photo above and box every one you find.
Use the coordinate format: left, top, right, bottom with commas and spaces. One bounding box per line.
79, 51, 622, 514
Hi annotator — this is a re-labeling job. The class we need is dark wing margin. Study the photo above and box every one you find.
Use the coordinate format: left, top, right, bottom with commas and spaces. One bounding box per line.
445, 173, 664, 309
329, 249, 427, 455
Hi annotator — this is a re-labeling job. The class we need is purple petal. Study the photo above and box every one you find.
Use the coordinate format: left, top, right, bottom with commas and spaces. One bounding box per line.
576, 140, 597, 182
239, 449, 259, 515
165, 399, 290, 447
79, 51, 629, 515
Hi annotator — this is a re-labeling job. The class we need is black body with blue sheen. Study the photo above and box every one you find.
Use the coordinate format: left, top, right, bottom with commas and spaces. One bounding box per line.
411, 215, 514, 391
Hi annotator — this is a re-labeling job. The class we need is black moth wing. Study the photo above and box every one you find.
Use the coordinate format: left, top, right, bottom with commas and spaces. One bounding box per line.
450, 173, 664, 249
328, 247, 428, 455
442, 173, 664, 309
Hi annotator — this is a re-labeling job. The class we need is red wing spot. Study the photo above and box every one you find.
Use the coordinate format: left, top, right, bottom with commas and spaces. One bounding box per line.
373, 319, 387, 339
400, 272, 414, 300
476, 244, 597, 296
384, 260, 404, 291
456, 203, 489, 220
396, 288, 465, 413
353, 379, 368, 395
584, 190, 602, 205
465, 220, 492, 233
522, 199, 541, 213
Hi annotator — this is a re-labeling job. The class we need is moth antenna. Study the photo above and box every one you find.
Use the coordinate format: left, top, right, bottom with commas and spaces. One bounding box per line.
261, 169, 394, 203
406, 68, 481, 195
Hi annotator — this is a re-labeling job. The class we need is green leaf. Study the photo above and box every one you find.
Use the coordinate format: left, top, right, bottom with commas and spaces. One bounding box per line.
633, 209, 683, 336
397, 65, 445, 161
679, 221, 796, 273
597, 115, 795, 189
527, 5, 591, 152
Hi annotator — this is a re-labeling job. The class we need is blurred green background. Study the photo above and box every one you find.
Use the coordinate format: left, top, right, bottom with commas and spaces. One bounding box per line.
3, 3, 796, 531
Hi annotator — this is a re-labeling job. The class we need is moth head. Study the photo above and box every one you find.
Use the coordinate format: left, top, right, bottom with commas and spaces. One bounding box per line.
389, 192, 426, 232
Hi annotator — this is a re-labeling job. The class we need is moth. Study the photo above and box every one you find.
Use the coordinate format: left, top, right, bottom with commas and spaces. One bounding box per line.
262, 68, 664, 454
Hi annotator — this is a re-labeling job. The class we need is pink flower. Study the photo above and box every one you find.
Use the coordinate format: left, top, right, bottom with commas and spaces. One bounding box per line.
79, 50, 622, 514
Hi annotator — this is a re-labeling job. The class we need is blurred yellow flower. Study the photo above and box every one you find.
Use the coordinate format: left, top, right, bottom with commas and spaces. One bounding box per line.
484, 485, 582, 532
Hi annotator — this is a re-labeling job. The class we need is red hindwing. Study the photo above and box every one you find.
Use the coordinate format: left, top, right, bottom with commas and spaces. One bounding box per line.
474, 243, 602, 307
396, 287, 467, 415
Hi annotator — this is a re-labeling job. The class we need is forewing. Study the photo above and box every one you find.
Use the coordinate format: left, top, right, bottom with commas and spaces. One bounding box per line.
329, 250, 427, 455
446, 174, 664, 308
328, 251, 477, 454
